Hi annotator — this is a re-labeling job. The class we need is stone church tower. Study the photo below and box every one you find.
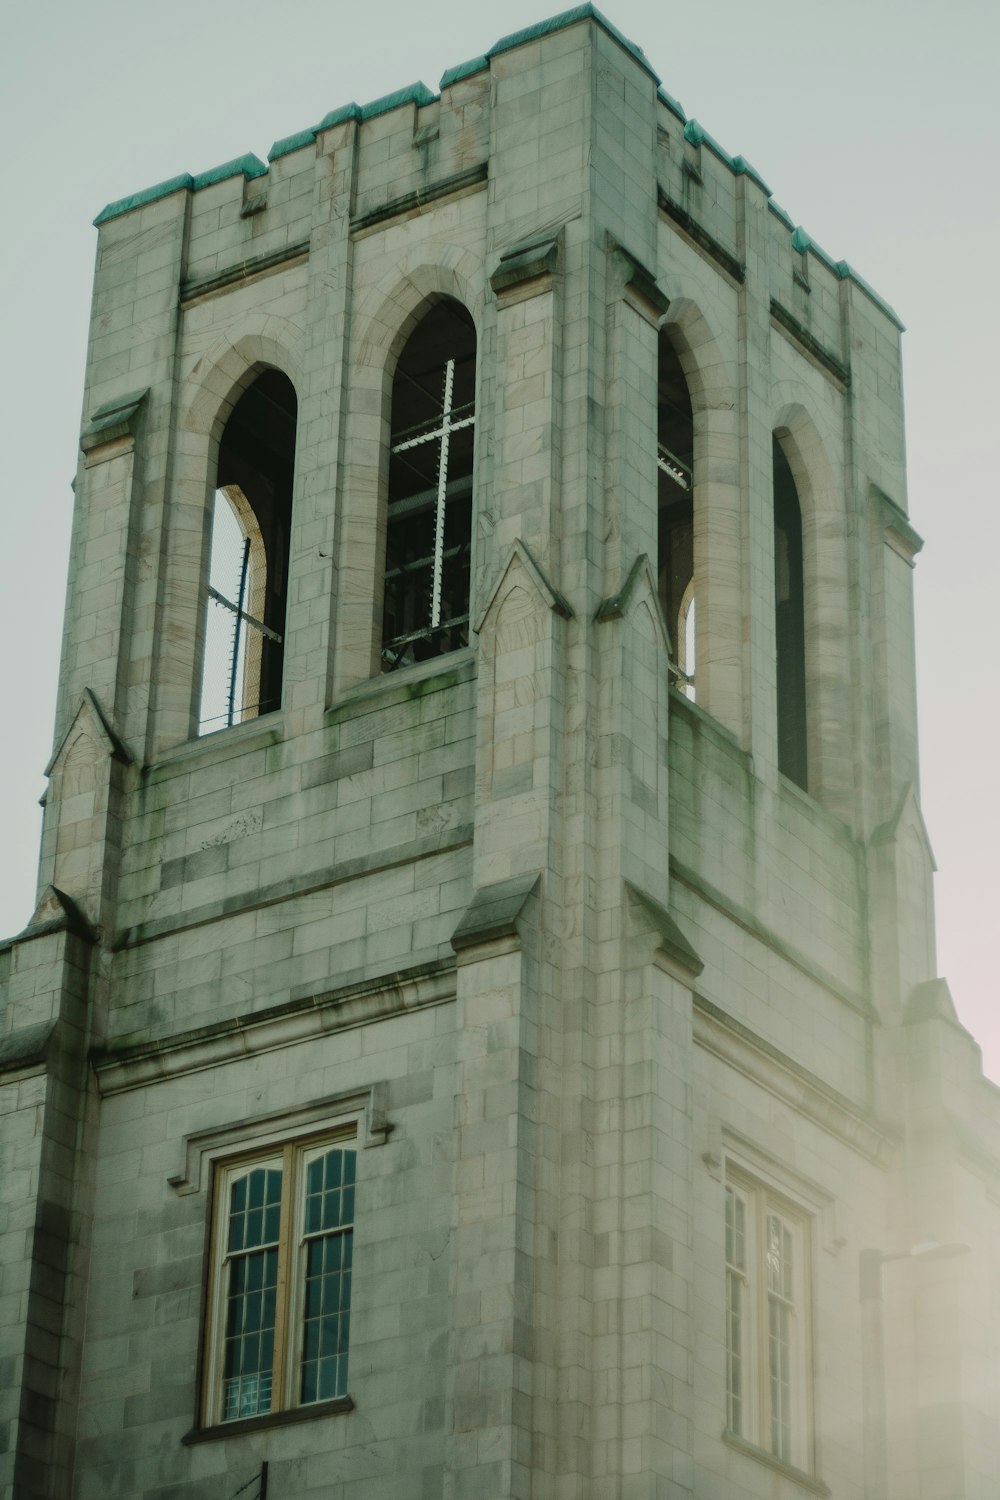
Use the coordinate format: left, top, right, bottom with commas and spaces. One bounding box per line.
2, 7, 997, 1498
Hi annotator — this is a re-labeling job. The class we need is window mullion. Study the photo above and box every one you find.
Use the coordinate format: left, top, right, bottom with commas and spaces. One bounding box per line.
754, 1194, 770, 1450
270, 1143, 296, 1411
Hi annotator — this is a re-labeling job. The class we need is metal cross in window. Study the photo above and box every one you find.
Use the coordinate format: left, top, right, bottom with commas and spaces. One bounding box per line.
391, 358, 475, 631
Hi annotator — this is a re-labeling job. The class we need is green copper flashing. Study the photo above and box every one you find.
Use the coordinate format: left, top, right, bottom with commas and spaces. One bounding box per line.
94, 172, 192, 226
191, 154, 267, 191
732, 155, 771, 195
807, 234, 839, 275
782, 223, 904, 329
359, 82, 437, 121
769, 200, 794, 229
490, 4, 659, 84
268, 127, 319, 161
440, 55, 488, 88
314, 102, 362, 133
95, 155, 266, 226
836, 261, 904, 330
684, 118, 736, 172
657, 85, 686, 122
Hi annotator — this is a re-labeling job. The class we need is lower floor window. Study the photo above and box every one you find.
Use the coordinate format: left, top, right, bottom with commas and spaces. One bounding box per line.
725, 1170, 812, 1469
204, 1133, 355, 1425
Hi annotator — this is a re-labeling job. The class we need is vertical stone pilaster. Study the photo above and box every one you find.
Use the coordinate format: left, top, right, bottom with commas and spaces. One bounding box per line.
0, 913, 96, 1500
286, 120, 358, 725
76, 190, 190, 762
443, 881, 547, 1500
735, 173, 779, 777
486, 235, 564, 588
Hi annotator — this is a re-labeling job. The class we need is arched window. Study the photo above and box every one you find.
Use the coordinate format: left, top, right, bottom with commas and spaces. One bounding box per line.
657, 330, 694, 696
381, 299, 476, 671
772, 435, 807, 789
198, 370, 297, 735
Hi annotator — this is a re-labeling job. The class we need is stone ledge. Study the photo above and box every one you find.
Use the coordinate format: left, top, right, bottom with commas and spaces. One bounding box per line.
93, 961, 456, 1096
350, 162, 488, 236
694, 995, 894, 1167
182, 1396, 353, 1445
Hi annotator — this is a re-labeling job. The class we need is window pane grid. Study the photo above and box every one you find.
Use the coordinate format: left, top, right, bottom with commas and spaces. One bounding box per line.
210, 1141, 356, 1426
301, 1227, 353, 1403
221, 1166, 283, 1421
725, 1178, 807, 1471
299, 1148, 355, 1405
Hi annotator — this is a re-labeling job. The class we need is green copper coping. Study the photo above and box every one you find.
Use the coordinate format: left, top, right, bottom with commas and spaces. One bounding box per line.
657, 85, 686, 123
91, 4, 904, 328
440, 55, 489, 88
95, 155, 267, 225
270, 85, 438, 163
192, 153, 267, 189
94, 172, 192, 226
359, 81, 437, 120
838, 262, 903, 329
489, 3, 658, 83
731, 155, 771, 195
267, 126, 321, 161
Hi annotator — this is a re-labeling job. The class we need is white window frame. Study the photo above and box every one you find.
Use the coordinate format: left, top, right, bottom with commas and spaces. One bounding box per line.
724, 1166, 814, 1474
201, 1127, 356, 1428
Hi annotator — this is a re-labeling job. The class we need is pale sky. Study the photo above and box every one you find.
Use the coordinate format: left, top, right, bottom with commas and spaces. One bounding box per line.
1, 0, 997, 1072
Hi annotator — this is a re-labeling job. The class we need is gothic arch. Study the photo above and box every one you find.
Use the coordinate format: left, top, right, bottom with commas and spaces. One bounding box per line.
336, 255, 485, 687
351, 254, 485, 376
770, 398, 851, 812
656, 287, 743, 732
180, 318, 306, 448
657, 290, 736, 421
157, 318, 304, 742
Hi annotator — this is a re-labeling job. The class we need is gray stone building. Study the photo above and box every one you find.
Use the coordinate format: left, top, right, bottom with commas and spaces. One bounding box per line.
2, 6, 998, 1497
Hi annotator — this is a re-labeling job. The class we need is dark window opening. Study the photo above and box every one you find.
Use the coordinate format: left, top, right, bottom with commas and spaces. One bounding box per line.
382, 300, 476, 671
658, 331, 695, 693
773, 436, 807, 790
199, 370, 297, 734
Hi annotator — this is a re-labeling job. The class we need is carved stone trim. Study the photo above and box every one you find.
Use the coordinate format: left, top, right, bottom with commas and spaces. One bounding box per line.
451, 872, 541, 954
475, 538, 572, 635
625, 879, 704, 979
490, 228, 562, 305
80, 388, 148, 456
93, 961, 456, 1096
608, 236, 668, 325
167, 1083, 395, 1197
694, 994, 896, 1166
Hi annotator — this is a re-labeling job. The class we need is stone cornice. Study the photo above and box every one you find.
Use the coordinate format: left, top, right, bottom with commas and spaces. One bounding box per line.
92, 960, 456, 1096
694, 994, 895, 1166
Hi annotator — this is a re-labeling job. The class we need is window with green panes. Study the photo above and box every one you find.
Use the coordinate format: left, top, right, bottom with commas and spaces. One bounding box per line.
202, 1133, 356, 1427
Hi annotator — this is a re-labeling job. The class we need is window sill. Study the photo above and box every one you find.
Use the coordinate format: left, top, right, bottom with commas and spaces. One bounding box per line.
182, 1395, 353, 1444
722, 1430, 830, 1496
152, 712, 284, 780
327, 646, 476, 723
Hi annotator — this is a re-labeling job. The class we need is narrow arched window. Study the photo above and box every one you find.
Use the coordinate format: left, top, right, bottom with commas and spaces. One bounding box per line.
382, 300, 476, 671
657, 331, 694, 695
773, 435, 807, 789
198, 370, 297, 735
